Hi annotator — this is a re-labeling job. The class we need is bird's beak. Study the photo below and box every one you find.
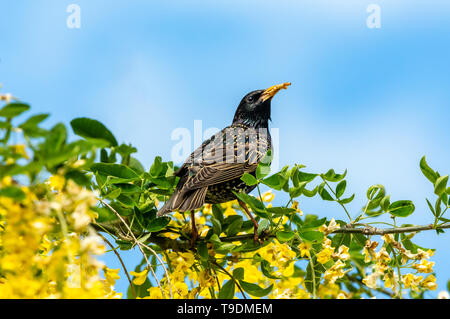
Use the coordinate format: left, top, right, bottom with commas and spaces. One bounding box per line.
260, 82, 291, 102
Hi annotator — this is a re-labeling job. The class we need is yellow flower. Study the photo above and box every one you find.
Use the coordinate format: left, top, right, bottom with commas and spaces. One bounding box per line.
48, 175, 66, 191
402, 273, 423, 292
319, 218, 340, 235
323, 260, 348, 284
202, 204, 213, 215
316, 248, 333, 264
363, 240, 378, 263
221, 201, 237, 217
260, 190, 275, 202
383, 272, 399, 293
362, 272, 380, 289
381, 234, 394, 244
420, 275, 437, 291
147, 287, 164, 299
104, 268, 121, 285
10, 144, 29, 159
333, 245, 350, 261
291, 201, 303, 216
130, 269, 148, 285
412, 259, 435, 273
299, 242, 311, 258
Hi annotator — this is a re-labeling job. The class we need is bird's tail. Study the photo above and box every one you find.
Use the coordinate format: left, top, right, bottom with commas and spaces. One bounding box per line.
157, 187, 207, 217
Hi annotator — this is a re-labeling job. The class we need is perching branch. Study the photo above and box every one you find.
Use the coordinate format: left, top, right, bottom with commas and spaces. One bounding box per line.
333, 223, 450, 235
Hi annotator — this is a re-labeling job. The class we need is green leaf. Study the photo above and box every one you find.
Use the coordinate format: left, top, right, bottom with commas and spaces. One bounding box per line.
146, 216, 171, 232
266, 207, 296, 216
241, 173, 258, 186
104, 188, 122, 199
335, 180, 346, 198
116, 194, 135, 207
297, 171, 318, 182
115, 183, 141, 194
70, 117, 118, 146
215, 243, 236, 254
426, 198, 436, 216
289, 181, 308, 198
218, 280, 235, 299
233, 191, 268, 218
302, 186, 319, 197
322, 169, 347, 182
300, 230, 324, 242
226, 216, 243, 236
212, 204, 224, 224
197, 242, 209, 261
318, 186, 334, 201
420, 156, 438, 184
19, 113, 49, 129
257, 219, 270, 235
434, 175, 448, 196
91, 206, 117, 223
128, 157, 146, 173
302, 217, 327, 230
90, 163, 139, 181
305, 256, 323, 294
276, 230, 295, 242
256, 150, 273, 179
238, 281, 273, 297
211, 217, 222, 235
260, 260, 281, 279
339, 193, 355, 204
367, 184, 385, 201
380, 195, 391, 212
261, 173, 284, 190
389, 200, 415, 217
0, 103, 30, 118
149, 156, 163, 177
233, 268, 244, 280
0, 186, 26, 201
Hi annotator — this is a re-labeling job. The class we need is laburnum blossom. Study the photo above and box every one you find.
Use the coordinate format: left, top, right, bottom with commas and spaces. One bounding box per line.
420, 275, 437, 291
332, 245, 350, 261
130, 269, 149, 285
259, 190, 275, 202
299, 242, 312, 258
291, 200, 303, 216
323, 260, 349, 284
319, 218, 340, 235
402, 273, 423, 292
412, 259, 435, 273
0, 176, 120, 299
316, 238, 335, 264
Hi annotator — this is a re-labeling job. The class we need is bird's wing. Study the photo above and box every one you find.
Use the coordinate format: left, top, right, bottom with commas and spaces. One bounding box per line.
177, 126, 269, 192
183, 162, 257, 191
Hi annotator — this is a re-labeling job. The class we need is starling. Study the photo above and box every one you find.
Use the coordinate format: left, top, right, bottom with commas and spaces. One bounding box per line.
157, 82, 291, 242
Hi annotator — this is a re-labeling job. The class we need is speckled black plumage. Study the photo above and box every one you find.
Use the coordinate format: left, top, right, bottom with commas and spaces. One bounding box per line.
157, 84, 289, 217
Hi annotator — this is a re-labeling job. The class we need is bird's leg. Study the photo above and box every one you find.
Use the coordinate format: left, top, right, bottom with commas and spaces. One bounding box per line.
190, 210, 198, 246
237, 199, 260, 242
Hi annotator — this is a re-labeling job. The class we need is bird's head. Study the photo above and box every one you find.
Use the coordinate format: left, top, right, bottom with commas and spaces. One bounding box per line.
233, 82, 290, 128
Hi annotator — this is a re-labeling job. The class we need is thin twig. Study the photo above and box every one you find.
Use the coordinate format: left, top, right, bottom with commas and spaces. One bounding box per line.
98, 198, 170, 298
98, 233, 137, 299
213, 261, 247, 299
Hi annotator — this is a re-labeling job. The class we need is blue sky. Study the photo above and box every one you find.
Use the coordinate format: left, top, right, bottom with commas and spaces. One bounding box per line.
1, 1, 449, 298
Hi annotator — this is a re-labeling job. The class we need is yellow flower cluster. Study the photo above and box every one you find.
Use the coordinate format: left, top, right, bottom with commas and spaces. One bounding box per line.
362, 235, 437, 295
0, 175, 121, 298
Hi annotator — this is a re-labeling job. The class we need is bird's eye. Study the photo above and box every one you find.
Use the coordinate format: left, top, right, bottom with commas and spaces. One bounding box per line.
247, 96, 254, 102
